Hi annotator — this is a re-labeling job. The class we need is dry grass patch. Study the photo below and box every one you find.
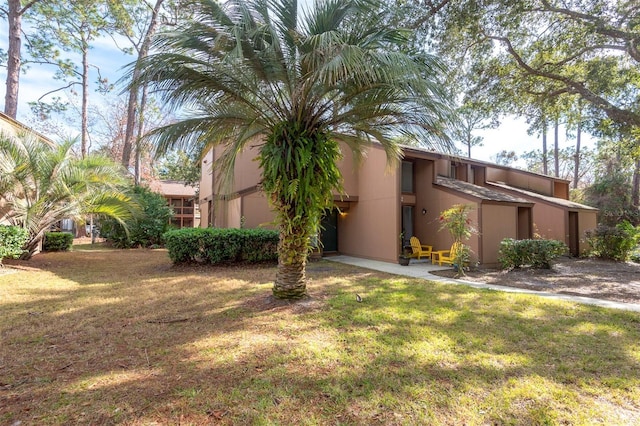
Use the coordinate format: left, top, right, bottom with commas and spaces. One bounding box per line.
1, 247, 640, 425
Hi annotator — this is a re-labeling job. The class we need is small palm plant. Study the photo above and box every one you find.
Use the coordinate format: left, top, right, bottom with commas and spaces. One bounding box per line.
438, 204, 476, 275
0, 133, 134, 258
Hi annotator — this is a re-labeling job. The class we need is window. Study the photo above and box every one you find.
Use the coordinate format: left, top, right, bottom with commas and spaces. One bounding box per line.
168, 197, 196, 228
401, 161, 414, 193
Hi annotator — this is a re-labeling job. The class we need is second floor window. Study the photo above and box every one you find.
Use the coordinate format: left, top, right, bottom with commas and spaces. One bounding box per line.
402, 161, 414, 193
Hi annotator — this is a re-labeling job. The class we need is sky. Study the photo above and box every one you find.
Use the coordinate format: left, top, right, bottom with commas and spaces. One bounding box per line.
0, 13, 592, 165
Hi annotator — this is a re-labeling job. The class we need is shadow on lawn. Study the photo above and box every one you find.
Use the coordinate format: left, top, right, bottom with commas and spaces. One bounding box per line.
1, 250, 640, 424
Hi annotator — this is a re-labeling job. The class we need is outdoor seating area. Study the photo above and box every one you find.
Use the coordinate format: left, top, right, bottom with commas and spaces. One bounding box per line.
432, 241, 464, 266
410, 236, 463, 268
409, 236, 433, 259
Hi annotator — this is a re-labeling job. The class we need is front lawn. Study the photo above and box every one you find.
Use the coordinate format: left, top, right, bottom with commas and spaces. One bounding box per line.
1, 248, 639, 425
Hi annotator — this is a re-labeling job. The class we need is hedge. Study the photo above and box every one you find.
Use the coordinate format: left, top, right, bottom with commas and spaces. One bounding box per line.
43, 232, 74, 252
498, 238, 568, 269
164, 228, 279, 265
100, 185, 173, 248
585, 221, 640, 261
0, 225, 28, 264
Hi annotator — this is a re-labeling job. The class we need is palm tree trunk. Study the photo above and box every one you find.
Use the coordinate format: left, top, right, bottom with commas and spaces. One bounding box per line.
21, 231, 44, 260
272, 223, 308, 299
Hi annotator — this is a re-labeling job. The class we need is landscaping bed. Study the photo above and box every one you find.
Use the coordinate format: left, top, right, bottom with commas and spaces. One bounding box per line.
431, 257, 640, 304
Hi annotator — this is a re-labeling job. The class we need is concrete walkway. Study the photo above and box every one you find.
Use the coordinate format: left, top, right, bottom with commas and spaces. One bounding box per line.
327, 255, 640, 313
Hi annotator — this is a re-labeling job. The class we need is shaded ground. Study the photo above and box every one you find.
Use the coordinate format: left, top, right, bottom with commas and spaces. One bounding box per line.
431, 257, 640, 304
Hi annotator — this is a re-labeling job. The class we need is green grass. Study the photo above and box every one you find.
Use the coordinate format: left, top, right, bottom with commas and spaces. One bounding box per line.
1, 248, 639, 425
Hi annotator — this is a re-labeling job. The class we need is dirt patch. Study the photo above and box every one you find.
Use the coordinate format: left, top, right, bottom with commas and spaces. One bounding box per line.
430, 257, 640, 304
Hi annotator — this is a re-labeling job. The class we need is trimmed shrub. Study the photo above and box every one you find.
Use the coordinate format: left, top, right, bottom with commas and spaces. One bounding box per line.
43, 232, 74, 252
164, 228, 278, 265
0, 225, 29, 264
498, 238, 568, 269
100, 186, 174, 248
585, 221, 640, 261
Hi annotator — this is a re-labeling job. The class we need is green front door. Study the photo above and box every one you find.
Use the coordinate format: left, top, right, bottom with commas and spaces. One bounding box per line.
321, 209, 338, 253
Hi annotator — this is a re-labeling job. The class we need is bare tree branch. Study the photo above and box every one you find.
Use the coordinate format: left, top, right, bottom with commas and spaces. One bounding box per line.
489, 34, 640, 128
409, 0, 452, 30
539, 0, 640, 63
36, 81, 80, 102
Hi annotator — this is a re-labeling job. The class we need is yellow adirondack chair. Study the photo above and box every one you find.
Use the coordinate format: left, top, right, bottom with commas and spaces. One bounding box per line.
409, 236, 433, 260
433, 242, 463, 266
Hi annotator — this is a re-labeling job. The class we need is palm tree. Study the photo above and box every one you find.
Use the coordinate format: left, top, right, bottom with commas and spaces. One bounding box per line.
135, 0, 452, 299
0, 132, 134, 258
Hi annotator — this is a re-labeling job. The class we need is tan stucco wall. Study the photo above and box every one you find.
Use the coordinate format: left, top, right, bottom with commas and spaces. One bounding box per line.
414, 159, 437, 245
480, 203, 518, 265
578, 210, 598, 255
338, 147, 359, 198
486, 167, 556, 196
227, 198, 242, 228
242, 192, 276, 229
199, 149, 216, 227
554, 181, 569, 199
338, 146, 399, 262
231, 145, 262, 192
531, 202, 566, 242
434, 158, 450, 177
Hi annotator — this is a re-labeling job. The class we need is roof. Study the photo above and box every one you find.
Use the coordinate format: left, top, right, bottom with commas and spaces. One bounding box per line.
435, 176, 531, 204
0, 111, 55, 146
150, 180, 197, 197
399, 144, 571, 184
488, 181, 598, 211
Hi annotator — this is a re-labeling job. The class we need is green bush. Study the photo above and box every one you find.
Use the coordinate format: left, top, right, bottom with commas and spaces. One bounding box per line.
498, 238, 568, 269
100, 186, 174, 248
585, 221, 640, 261
164, 228, 279, 265
43, 232, 74, 252
0, 225, 29, 264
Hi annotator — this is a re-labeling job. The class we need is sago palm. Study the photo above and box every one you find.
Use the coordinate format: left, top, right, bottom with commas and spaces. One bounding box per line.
136, 0, 452, 299
0, 132, 133, 258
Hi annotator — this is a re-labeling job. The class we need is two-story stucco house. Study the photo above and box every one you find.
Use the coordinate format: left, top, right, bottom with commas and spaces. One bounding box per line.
199, 142, 597, 266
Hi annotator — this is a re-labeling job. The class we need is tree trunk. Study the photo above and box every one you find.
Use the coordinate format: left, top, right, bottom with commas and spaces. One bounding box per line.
554, 117, 559, 177
633, 157, 640, 207
272, 223, 309, 299
4, 0, 22, 118
21, 231, 45, 260
134, 82, 149, 185
542, 122, 548, 175
573, 121, 581, 189
81, 35, 90, 159
122, 0, 165, 169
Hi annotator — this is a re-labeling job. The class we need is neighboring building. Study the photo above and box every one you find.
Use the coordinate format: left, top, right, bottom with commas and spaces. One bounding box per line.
199, 143, 597, 266
150, 180, 200, 228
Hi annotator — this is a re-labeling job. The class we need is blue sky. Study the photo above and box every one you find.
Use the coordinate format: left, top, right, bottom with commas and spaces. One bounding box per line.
0, 14, 590, 164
